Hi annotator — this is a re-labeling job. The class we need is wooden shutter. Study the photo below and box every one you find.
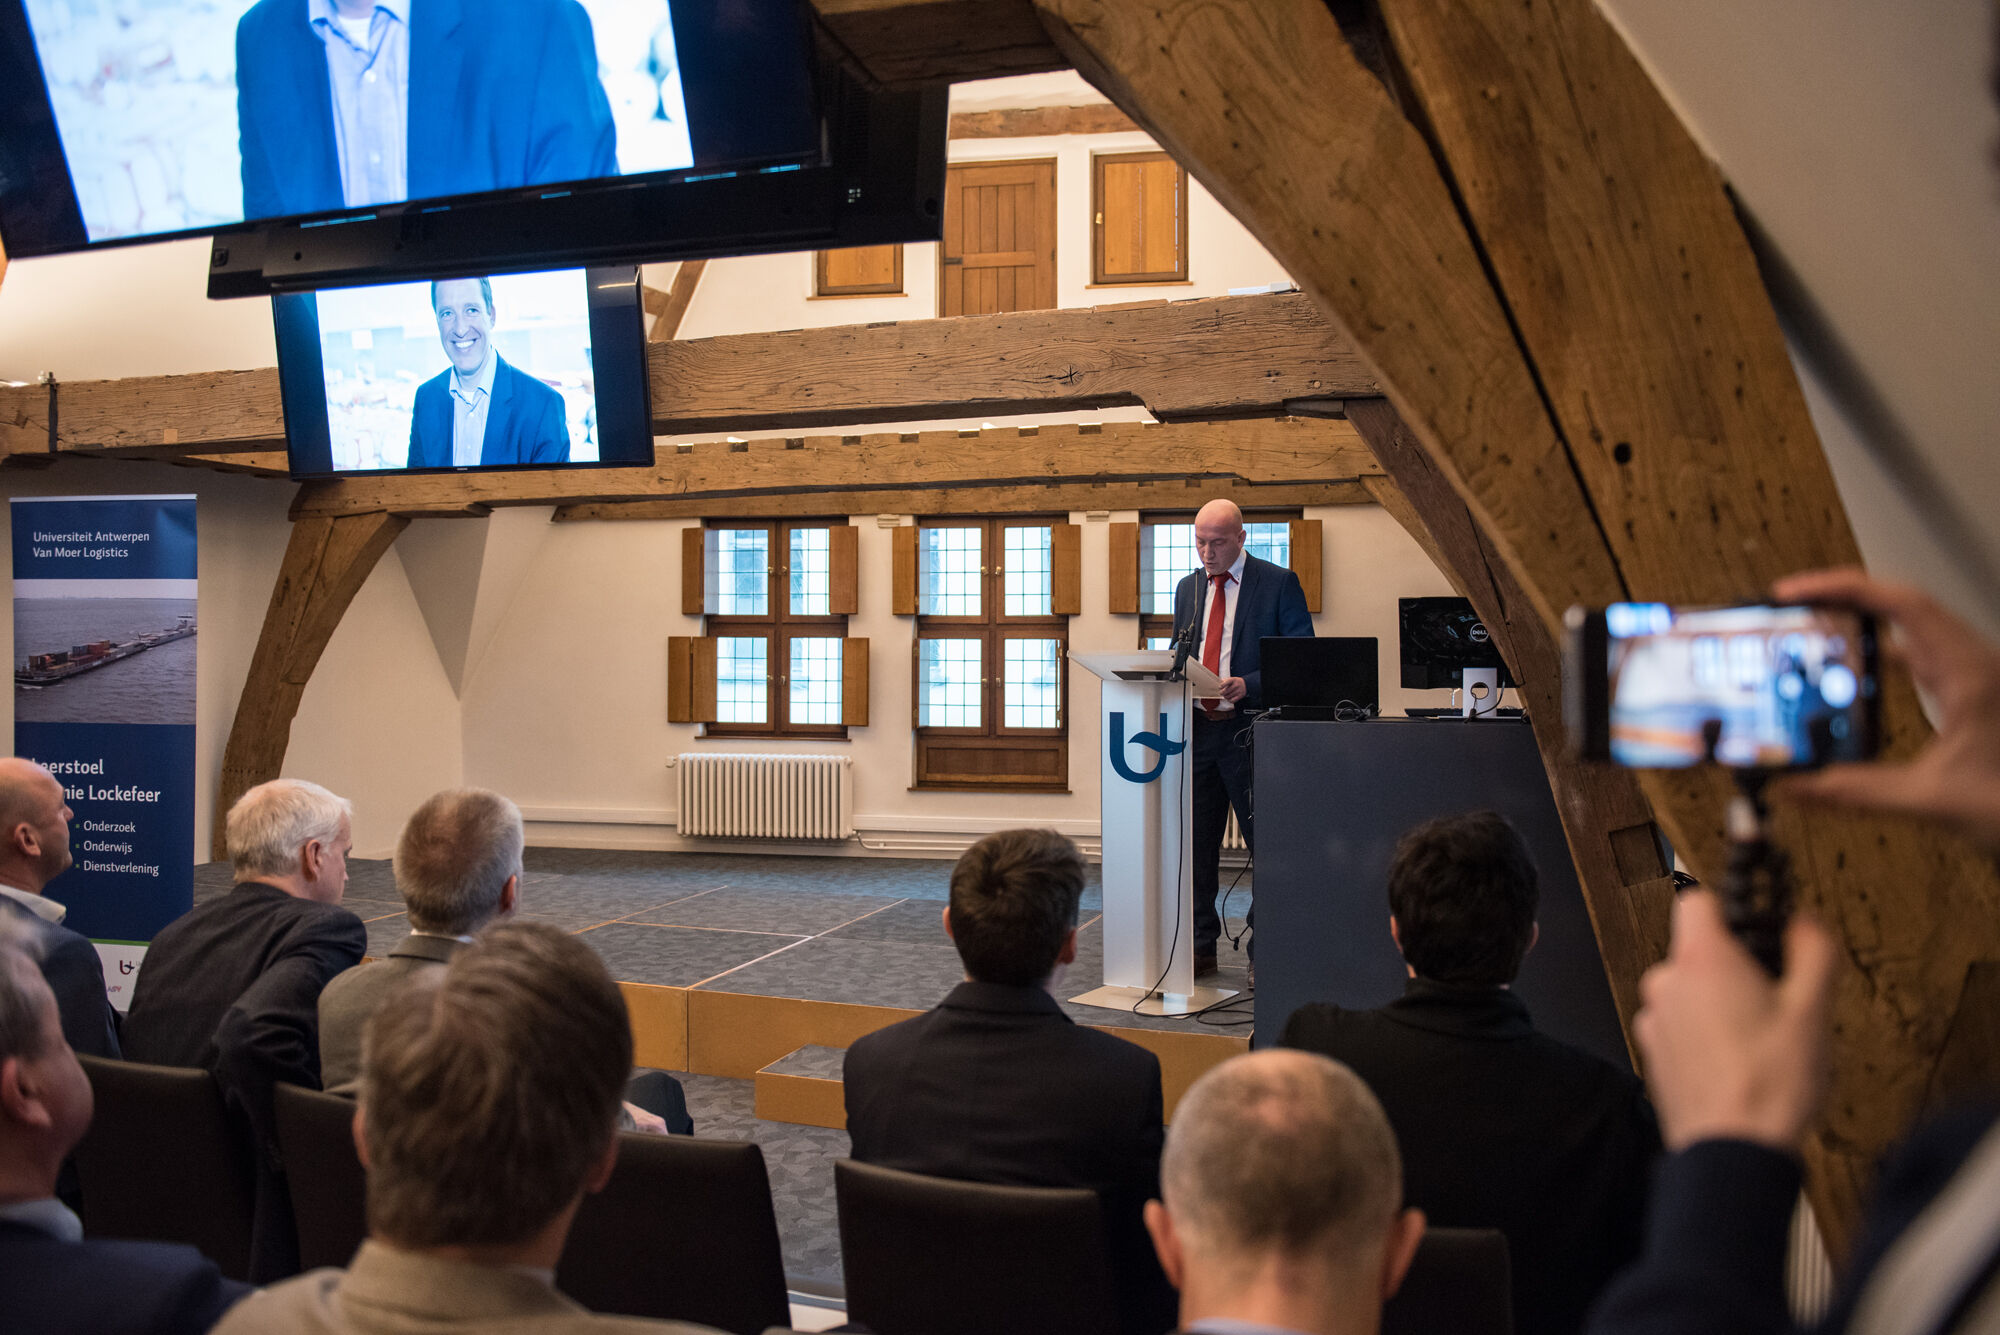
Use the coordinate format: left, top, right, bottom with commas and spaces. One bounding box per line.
891, 524, 918, 615
1093, 152, 1188, 284
841, 638, 870, 726
1289, 518, 1323, 614
817, 245, 903, 296
666, 637, 718, 723
939, 159, 1058, 316
830, 524, 860, 615
1051, 523, 1082, 616
681, 527, 706, 616
1108, 522, 1140, 614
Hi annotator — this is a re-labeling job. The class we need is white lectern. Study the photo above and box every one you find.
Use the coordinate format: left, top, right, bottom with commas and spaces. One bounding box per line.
1069, 650, 1239, 1016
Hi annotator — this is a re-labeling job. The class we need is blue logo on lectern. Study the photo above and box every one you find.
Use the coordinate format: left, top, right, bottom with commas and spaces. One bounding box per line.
1108, 712, 1185, 784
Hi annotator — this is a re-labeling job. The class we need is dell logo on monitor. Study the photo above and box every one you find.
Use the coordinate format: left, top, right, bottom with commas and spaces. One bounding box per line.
1107, 712, 1186, 784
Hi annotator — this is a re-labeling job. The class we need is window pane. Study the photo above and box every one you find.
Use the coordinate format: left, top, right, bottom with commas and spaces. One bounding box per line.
715, 636, 768, 724
1003, 638, 1062, 729
920, 527, 982, 617
708, 529, 768, 616
790, 528, 830, 616
1144, 636, 1175, 651
1003, 525, 1053, 617
788, 636, 843, 726
1142, 522, 1196, 616
1244, 522, 1290, 569
918, 638, 982, 727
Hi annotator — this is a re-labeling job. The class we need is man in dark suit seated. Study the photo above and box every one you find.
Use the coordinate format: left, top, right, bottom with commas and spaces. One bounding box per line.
0, 921, 250, 1334
1169, 498, 1314, 975
843, 828, 1176, 1335
0, 758, 118, 1059
122, 778, 367, 1279
1281, 811, 1661, 1335
1146, 1050, 1425, 1335
234, 0, 617, 220
214, 922, 721, 1335
404, 278, 571, 470
316, 786, 688, 1132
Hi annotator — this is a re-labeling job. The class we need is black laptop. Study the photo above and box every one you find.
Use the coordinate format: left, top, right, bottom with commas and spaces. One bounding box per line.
1259, 637, 1380, 718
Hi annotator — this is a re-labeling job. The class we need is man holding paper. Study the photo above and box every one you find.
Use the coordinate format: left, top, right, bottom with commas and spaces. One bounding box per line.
1169, 499, 1313, 975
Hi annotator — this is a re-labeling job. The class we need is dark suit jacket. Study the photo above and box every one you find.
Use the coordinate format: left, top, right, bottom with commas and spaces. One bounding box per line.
404, 356, 571, 469
1587, 1105, 2000, 1335
1170, 552, 1314, 711
315, 932, 461, 1095
234, 0, 617, 221
1, 1218, 250, 1335
1283, 980, 1661, 1335
844, 981, 1175, 1335
0, 894, 119, 1058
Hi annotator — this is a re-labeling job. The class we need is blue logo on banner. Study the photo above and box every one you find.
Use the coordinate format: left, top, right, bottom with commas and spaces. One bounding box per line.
1108, 711, 1185, 784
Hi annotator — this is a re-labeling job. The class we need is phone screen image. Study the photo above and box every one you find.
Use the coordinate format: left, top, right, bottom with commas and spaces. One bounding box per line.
1603, 603, 1876, 768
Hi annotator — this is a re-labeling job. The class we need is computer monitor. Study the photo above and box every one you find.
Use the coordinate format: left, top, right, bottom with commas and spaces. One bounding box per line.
1399, 597, 1516, 690
1261, 637, 1380, 715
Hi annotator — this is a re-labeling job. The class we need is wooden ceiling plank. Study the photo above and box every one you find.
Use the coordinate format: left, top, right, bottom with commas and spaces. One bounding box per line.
810, 0, 1061, 88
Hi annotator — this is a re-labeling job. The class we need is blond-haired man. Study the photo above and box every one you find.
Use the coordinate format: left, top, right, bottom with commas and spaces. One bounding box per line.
216, 922, 720, 1335
1147, 1049, 1425, 1335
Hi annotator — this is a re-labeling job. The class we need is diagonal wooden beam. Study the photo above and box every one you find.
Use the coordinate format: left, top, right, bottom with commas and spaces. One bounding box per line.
645, 259, 708, 344
0, 292, 1374, 462
213, 512, 408, 858
290, 417, 1380, 518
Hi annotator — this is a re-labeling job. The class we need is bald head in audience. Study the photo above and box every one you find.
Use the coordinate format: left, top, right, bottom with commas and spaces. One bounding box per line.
0, 759, 74, 896
1147, 1049, 1425, 1335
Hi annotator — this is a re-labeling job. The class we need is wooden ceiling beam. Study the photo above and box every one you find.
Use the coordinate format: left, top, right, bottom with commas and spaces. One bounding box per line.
291, 417, 1380, 519
810, 0, 1061, 88
0, 292, 1369, 463
949, 104, 1137, 138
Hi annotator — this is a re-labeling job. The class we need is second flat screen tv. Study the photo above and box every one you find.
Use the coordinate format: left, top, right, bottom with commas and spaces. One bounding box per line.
277, 265, 651, 477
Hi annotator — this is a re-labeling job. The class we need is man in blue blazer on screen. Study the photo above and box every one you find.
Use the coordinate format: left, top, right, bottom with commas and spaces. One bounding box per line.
234, 0, 618, 221
405, 277, 571, 469
1169, 499, 1314, 976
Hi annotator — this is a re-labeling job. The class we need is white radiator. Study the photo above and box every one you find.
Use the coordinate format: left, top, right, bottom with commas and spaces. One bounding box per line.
1224, 810, 1248, 852
673, 754, 854, 841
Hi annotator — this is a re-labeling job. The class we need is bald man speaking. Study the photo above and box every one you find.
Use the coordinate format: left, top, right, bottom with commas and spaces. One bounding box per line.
1170, 500, 1313, 976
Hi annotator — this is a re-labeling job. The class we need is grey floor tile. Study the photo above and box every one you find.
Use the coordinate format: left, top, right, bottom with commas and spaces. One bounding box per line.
621, 887, 904, 936
703, 935, 964, 1010
821, 899, 948, 946
361, 913, 409, 958
577, 922, 806, 988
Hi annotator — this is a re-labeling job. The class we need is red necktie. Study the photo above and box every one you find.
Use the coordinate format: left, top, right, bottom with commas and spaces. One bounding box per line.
1200, 572, 1231, 713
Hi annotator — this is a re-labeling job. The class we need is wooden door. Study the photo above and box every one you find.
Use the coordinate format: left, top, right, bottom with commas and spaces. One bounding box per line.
939, 159, 1057, 316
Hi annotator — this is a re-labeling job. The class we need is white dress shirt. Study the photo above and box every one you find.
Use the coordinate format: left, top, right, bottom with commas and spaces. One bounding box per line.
0, 882, 64, 924
449, 351, 499, 467
0, 1196, 84, 1241
1196, 548, 1249, 711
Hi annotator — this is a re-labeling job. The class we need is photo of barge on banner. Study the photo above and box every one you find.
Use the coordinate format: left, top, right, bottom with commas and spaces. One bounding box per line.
17, 614, 196, 685
13, 593, 198, 726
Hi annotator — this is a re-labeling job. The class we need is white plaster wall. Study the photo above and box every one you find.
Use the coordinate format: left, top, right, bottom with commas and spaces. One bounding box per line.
458, 503, 1455, 850
0, 461, 454, 859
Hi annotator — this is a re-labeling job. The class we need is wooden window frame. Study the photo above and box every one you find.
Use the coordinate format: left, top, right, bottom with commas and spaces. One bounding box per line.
814, 245, 905, 298
1091, 150, 1190, 286
700, 519, 853, 740
1135, 508, 1306, 648
913, 516, 1071, 793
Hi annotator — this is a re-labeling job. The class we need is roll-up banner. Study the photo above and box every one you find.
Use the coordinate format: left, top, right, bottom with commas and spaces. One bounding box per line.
11, 495, 197, 1009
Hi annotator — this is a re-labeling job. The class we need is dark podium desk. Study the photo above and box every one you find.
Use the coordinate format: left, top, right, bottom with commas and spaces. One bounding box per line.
1252, 716, 1631, 1070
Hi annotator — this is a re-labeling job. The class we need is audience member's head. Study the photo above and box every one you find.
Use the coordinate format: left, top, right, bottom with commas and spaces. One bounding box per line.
1147, 1050, 1424, 1335
393, 788, 524, 936
357, 920, 630, 1262
225, 778, 353, 904
0, 919, 92, 1203
944, 828, 1085, 987
0, 758, 74, 895
1387, 810, 1539, 986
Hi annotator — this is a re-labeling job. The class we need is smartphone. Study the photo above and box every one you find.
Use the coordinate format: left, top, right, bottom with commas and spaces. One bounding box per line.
1566, 602, 1880, 768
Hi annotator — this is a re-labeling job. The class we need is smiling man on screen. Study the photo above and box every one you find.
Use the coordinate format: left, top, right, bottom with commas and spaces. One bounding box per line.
405, 277, 570, 469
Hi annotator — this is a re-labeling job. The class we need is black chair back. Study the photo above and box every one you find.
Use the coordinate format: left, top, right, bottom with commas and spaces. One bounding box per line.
834, 1159, 1121, 1335
274, 1083, 368, 1271
558, 1132, 791, 1335
1383, 1226, 1514, 1335
72, 1054, 257, 1281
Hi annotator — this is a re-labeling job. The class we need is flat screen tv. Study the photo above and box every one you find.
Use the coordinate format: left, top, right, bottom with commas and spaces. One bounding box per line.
276, 264, 650, 477
1399, 596, 1516, 691
0, 0, 947, 293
